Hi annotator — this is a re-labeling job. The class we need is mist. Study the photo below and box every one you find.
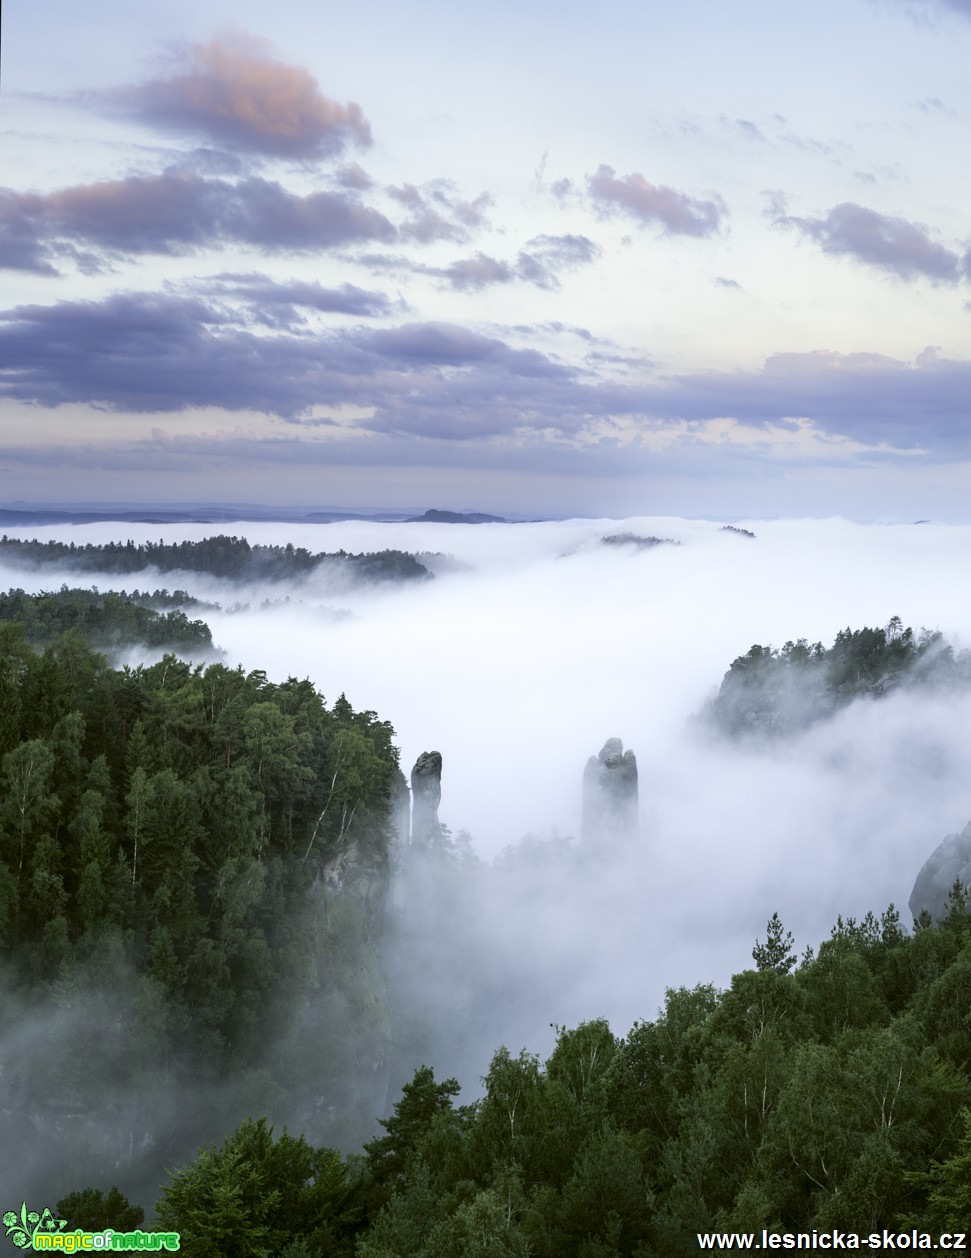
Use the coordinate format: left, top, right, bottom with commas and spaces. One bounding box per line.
2, 513, 971, 1204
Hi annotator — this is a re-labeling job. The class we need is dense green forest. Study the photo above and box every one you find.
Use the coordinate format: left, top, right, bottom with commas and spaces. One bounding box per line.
0, 587, 214, 652
5, 608, 971, 1253
0, 624, 404, 1203
0, 535, 432, 583
707, 617, 971, 737
50, 904, 971, 1254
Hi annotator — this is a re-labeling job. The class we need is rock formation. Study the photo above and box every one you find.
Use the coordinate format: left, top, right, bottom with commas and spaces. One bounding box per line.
909, 819, 971, 922
410, 750, 443, 849
582, 738, 638, 845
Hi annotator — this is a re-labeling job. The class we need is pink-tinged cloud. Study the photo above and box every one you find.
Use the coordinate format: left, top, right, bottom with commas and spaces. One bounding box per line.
779, 202, 962, 282
96, 33, 372, 159
587, 165, 725, 236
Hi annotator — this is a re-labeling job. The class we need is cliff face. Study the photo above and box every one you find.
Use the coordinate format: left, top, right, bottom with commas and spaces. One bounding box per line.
909, 820, 971, 922
582, 738, 639, 846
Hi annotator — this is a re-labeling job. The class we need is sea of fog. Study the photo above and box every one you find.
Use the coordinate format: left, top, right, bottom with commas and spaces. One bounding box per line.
4, 513, 971, 1054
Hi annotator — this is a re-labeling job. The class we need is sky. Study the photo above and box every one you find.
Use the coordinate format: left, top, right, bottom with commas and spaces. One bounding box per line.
1, 0, 970, 519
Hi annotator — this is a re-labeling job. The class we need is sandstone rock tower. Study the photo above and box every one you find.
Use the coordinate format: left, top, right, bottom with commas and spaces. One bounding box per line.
582, 737, 638, 845
410, 750, 443, 849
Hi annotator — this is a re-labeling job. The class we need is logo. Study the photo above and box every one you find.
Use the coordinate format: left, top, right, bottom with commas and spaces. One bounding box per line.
3, 1207, 66, 1250
3, 1206, 180, 1252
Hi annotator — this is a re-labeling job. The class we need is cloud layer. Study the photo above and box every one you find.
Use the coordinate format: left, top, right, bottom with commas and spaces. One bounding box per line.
2, 289, 970, 463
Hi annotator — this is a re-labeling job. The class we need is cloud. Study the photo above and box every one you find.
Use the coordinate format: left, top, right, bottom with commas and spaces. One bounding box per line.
587, 164, 726, 236
899, 0, 971, 16
2, 290, 970, 459
778, 202, 962, 282
654, 348, 971, 451
437, 253, 514, 290
514, 235, 600, 288
337, 163, 374, 191
0, 191, 59, 275
733, 118, 766, 141
361, 322, 570, 381
92, 33, 372, 159
0, 171, 396, 270
201, 273, 394, 323
0, 297, 573, 435
389, 181, 494, 245
422, 236, 599, 292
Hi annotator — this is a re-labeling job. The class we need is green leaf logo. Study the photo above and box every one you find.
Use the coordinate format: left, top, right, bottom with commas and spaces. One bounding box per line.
2, 1203, 66, 1249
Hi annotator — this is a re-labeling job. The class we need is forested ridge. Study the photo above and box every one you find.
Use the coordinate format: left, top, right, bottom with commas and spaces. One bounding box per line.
707, 617, 971, 737
0, 534, 432, 583
0, 624, 403, 1202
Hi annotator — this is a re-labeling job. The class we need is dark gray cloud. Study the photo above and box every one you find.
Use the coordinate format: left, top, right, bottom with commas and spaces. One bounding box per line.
778, 202, 962, 282
0, 296, 574, 436
652, 348, 971, 450
361, 322, 570, 380
2, 292, 969, 457
0, 191, 59, 274
89, 33, 372, 159
225, 177, 395, 249
0, 171, 396, 270
587, 164, 726, 236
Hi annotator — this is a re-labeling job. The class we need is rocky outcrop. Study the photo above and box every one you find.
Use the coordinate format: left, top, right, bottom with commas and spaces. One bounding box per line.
582, 738, 638, 845
410, 750, 443, 848
909, 820, 971, 922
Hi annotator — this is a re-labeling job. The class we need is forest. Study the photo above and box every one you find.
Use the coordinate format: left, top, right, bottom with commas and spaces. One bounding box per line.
31, 902, 971, 1255
1, 592, 970, 1253
706, 618, 971, 737
0, 535, 433, 584
0, 588, 214, 653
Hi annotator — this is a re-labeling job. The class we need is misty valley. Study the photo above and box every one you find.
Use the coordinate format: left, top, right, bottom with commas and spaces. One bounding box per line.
2, 516, 971, 1254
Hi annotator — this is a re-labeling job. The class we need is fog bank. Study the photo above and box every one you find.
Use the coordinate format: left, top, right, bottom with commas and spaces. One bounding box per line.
2, 513, 969, 1083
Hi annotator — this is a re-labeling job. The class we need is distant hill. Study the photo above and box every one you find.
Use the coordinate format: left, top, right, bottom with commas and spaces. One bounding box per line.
404, 508, 510, 524
0, 506, 406, 526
